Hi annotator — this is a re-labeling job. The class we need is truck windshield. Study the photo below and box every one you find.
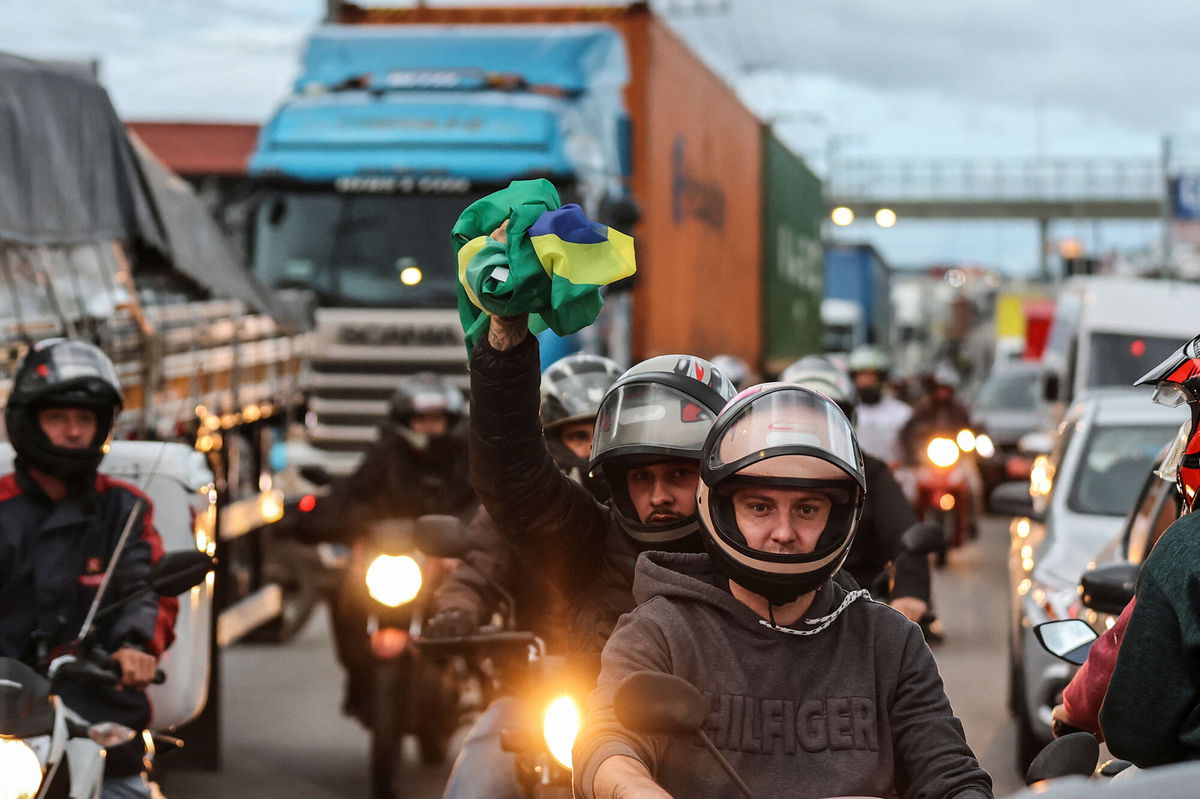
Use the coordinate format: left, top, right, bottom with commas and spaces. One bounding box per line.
253, 191, 473, 309
1087, 332, 1185, 389
1067, 423, 1176, 516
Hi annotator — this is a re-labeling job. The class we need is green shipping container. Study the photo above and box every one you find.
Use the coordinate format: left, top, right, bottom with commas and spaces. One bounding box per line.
762, 130, 824, 375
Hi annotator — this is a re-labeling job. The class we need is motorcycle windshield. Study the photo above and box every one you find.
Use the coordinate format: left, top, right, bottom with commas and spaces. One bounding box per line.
0, 657, 56, 738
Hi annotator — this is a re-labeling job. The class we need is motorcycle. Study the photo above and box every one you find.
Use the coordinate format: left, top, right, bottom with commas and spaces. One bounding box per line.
419, 630, 584, 799
348, 516, 463, 799
0, 549, 213, 799
1026, 605, 1143, 787
414, 515, 584, 799
868, 521, 946, 643
914, 428, 979, 564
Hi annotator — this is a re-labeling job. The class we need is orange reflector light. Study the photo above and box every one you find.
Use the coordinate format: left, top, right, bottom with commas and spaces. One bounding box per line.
938, 493, 957, 511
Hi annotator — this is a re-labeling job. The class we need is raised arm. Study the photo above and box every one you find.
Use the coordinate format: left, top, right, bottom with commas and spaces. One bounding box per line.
469, 316, 608, 579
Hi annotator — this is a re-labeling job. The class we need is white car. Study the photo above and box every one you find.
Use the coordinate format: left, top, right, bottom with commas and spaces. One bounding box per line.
996, 388, 1186, 768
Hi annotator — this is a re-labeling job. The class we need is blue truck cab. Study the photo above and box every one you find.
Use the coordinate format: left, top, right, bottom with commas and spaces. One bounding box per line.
250, 24, 632, 471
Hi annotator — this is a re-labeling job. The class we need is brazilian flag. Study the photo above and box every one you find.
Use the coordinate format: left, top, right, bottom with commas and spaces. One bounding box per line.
452, 179, 636, 356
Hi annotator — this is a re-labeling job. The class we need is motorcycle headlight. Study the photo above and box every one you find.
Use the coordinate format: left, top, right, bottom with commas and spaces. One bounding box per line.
927, 437, 960, 468
975, 433, 996, 459
542, 694, 582, 771
956, 429, 976, 453
365, 554, 422, 607
0, 737, 43, 799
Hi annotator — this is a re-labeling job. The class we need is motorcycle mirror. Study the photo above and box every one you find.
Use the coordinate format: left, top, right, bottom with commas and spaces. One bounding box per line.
1025, 731, 1099, 785
149, 551, 216, 597
414, 515, 470, 559
1033, 619, 1099, 666
614, 671, 708, 736
900, 522, 944, 555
299, 464, 333, 487
989, 481, 1037, 519
1079, 562, 1138, 616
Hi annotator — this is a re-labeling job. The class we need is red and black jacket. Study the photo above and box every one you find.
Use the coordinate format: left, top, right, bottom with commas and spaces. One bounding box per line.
0, 464, 178, 732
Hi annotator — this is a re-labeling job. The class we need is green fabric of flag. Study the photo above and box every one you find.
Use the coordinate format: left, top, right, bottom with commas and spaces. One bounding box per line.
451, 178, 636, 356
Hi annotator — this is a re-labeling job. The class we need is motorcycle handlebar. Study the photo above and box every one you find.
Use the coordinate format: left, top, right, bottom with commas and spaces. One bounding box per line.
417, 630, 546, 658
52, 656, 166, 687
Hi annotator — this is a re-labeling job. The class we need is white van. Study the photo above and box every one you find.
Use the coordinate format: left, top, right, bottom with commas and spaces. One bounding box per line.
1042, 276, 1200, 405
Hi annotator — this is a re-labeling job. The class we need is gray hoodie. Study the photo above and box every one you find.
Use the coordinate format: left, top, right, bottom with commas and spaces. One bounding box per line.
573, 551, 992, 799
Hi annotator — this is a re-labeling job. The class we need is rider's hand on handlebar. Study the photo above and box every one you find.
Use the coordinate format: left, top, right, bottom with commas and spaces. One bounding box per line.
424, 608, 479, 639
1051, 703, 1096, 740
889, 596, 929, 623
112, 647, 158, 689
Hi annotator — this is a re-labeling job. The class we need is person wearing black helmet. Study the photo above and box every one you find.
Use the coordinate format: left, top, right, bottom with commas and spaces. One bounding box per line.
429, 351, 623, 799
291, 371, 477, 723
574, 384, 991, 799
0, 339, 178, 797
472, 312, 735, 674
781, 355, 934, 630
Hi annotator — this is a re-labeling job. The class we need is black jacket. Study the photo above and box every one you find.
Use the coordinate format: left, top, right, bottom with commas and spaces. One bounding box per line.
573, 551, 992, 799
469, 335, 677, 675
0, 466, 177, 739
295, 423, 477, 544
1101, 512, 1200, 766
846, 454, 930, 603
430, 505, 570, 653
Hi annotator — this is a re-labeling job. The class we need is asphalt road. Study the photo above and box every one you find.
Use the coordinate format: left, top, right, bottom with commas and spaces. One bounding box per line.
161, 514, 1024, 798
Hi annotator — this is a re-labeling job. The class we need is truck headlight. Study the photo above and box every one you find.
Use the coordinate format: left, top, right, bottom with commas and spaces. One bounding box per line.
927, 437, 960, 468
543, 694, 582, 771
0, 737, 43, 799
365, 554, 422, 607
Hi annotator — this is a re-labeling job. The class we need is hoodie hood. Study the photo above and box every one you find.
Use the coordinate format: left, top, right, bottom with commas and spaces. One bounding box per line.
633, 551, 868, 638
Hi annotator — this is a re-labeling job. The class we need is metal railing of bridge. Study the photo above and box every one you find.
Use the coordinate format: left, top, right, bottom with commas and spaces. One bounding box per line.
828, 158, 1163, 203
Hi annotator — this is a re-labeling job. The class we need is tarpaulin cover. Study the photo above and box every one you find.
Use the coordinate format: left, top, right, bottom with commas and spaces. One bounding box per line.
0, 52, 162, 248
0, 52, 280, 317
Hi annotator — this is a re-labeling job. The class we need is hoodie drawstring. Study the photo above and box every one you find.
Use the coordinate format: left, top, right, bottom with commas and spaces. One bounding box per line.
759, 589, 871, 637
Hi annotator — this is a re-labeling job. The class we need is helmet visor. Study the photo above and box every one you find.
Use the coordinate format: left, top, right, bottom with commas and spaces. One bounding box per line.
541, 369, 620, 427
17, 340, 121, 397
1158, 421, 1191, 482
706, 388, 862, 487
1151, 382, 1197, 408
592, 382, 719, 464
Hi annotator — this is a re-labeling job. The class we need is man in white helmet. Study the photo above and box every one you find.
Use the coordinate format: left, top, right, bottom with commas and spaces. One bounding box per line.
573, 384, 991, 799
847, 346, 912, 467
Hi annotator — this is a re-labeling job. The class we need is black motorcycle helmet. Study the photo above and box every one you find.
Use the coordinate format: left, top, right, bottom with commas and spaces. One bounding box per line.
387, 373, 466, 455
697, 383, 866, 606
540, 352, 623, 473
589, 354, 736, 545
5, 338, 123, 483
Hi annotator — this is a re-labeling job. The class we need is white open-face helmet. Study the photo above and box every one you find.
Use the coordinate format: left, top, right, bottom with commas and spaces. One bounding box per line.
697, 383, 866, 605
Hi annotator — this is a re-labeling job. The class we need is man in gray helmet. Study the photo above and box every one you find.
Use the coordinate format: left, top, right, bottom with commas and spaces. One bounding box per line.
573, 383, 991, 799
472, 313, 736, 674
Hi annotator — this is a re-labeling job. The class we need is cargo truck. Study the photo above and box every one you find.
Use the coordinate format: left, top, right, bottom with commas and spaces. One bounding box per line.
251, 1, 794, 475
1, 53, 311, 766
822, 242, 892, 355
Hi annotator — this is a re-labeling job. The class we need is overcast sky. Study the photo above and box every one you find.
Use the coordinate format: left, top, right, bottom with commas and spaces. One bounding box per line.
7, 0, 1198, 273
